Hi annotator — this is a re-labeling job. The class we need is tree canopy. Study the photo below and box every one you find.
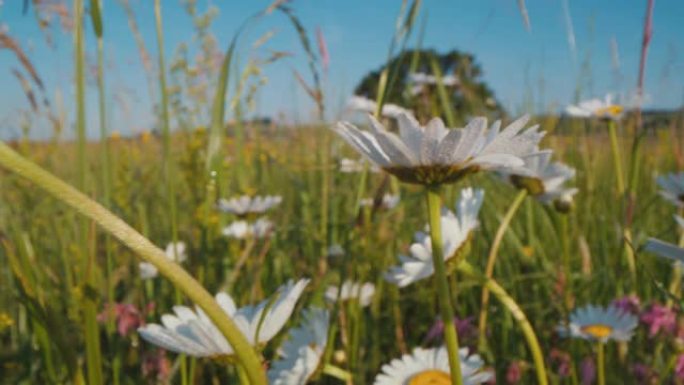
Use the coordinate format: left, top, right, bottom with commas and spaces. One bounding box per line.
354, 49, 504, 124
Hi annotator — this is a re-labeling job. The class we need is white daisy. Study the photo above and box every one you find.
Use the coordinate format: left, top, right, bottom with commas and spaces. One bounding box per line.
565, 95, 624, 120
556, 304, 638, 343
359, 194, 400, 210
409, 72, 459, 95
656, 172, 684, 208
409, 72, 459, 87
222, 220, 251, 239
252, 218, 275, 238
217, 195, 282, 216
359, 198, 374, 208
382, 193, 401, 210
645, 238, 684, 263
139, 262, 159, 280
386, 188, 483, 287
500, 151, 578, 204
165, 241, 188, 263
139, 240, 188, 280
268, 308, 329, 385
138, 279, 309, 357
346, 95, 413, 119
340, 157, 366, 173
373, 346, 492, 385
222, 219, 274, 240
332, 112, 544, 185
644, 215, 684, 263
326, 244, 345, 258
339, 157, 381, 173
325, 281, 375, 307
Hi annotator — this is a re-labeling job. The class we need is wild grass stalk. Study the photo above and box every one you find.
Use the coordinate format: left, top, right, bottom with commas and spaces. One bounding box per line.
153, 4, 189, 382
73, 0, 103, 382
0, 141, 268, 385
459, 262, 548, 385
90, 1, 121, 382
153, 0, 178, 246
429, 57, 456, 127
478, 189, 527, 351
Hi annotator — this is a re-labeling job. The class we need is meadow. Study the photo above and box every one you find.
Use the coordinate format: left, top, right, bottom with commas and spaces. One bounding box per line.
1, 1, 684, 384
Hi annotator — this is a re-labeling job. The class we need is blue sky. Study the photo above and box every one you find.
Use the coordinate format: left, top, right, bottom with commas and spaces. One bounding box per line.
0, 0, 682, 139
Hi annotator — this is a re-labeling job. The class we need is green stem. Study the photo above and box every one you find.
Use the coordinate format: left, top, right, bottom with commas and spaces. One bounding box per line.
478, 189, 527, 350
154, 3, 184, 382
323, 364, 353, 382
237, 364, 251, 385
560, 214, 573, 309
74, 0, 103, 383
426, 186, 463, 385
624, 131, 644, 294
153, 0, 179, 244
459, 262, 548, 385
597, 342, 605, 385
93, 7, 117, 373
0, 142, 267, 385
607, 120, 625, 196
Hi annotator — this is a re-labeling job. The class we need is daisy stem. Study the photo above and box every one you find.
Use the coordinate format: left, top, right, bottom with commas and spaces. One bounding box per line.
0, 141, 268, 385
425, 186, 464, 385
323, 364, 353, 382
478, 189, 527, 351
596, 342, 606, 385
607, 120, 625, 196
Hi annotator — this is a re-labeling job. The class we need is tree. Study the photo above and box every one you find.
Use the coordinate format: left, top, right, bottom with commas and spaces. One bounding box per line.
354, 49, 504, 124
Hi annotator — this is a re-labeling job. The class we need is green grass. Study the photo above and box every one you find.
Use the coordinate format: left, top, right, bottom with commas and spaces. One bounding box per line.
0, 122, 683, 384
1, 1, 684, 384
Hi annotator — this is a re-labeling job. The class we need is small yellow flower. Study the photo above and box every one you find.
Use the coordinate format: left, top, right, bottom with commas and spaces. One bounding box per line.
0, 312, 14, 331
522, 245, 534, 258
140, 131, 152, 144
109, 131, 121, 141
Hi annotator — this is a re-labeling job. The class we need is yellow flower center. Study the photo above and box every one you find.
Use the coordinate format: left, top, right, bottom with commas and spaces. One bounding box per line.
510, 175, 545, 195
409, 370, 451, 385
383, 164, 479, 185
581, 324, 613, 339
0, 312, 14, 331
596, 105, 623, 118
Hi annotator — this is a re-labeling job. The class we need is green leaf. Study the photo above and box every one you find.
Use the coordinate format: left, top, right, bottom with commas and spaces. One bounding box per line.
89, 0, 103, 38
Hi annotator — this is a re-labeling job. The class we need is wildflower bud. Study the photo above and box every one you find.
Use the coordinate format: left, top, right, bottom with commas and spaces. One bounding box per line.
333, 349, 347, 364
553, 193, 574, 213
510, 175, 544, 196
